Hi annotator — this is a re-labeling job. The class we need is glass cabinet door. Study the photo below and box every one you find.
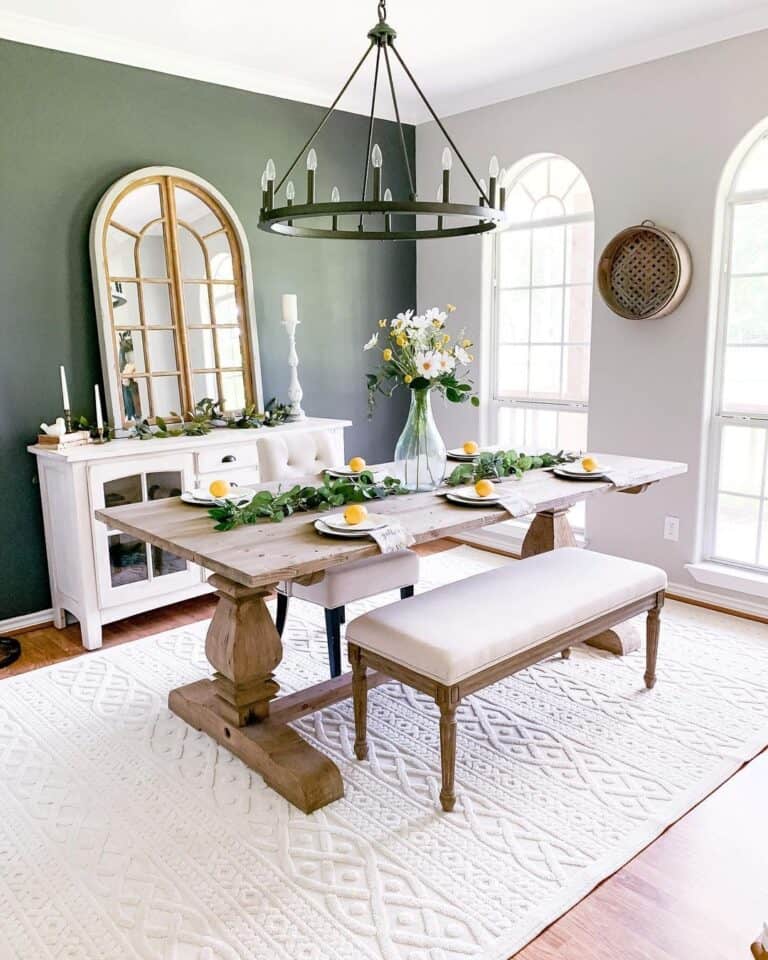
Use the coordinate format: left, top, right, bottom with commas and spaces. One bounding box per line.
91, 453, 201, 608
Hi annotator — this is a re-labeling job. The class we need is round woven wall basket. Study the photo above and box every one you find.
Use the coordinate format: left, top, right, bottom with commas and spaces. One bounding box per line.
597, 220, 692, 320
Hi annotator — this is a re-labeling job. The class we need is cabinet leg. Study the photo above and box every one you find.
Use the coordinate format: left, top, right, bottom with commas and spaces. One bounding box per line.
79, 613, 103, 651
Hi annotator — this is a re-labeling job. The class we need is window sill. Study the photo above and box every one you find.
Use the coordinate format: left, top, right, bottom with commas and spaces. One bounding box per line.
685, 560, 768, 599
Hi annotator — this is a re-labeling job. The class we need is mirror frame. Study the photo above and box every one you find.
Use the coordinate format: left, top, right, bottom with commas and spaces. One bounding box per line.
90, 165, 263, 427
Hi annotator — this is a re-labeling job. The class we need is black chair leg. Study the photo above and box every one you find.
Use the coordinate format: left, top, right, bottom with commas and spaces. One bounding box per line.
400, 585, 415, 600
324, 606, 343, 678
275, 592, 289, 637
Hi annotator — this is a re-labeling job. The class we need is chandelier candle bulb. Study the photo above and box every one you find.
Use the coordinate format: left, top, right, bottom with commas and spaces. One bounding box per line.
384, 187, 392, 231
265, 159, 276, 209
488, 155, 499, 208
306, 148, 317, 204
498, 167, 507, 210
441, 147, 452, 203
372, 143, 383, 201
260, 170, 268, 211
286, 180, 295, 226
331, 186, 340, 230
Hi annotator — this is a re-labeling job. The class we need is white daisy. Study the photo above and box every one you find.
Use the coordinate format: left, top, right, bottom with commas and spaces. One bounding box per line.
454, 345, 471, 365
409, 313, 432, 331
363, 332, 379, 351
437, 352, 456, 373
391, 309, 414, 331
424, 307, 447, 327
414, 350, 441, 379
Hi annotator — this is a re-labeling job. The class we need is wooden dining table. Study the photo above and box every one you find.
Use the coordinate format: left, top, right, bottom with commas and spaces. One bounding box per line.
96, 452, 686, 813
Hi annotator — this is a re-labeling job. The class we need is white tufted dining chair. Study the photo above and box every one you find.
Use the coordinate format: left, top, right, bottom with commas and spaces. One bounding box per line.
256, 430, 420, 678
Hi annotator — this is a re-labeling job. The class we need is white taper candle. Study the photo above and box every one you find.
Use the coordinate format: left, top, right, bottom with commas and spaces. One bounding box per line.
94, 384, 104, 430
59, 365, 70, 410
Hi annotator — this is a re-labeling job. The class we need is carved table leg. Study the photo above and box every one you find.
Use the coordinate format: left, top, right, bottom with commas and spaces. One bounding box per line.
520, 509, 639, 655
168, 573, 343, 814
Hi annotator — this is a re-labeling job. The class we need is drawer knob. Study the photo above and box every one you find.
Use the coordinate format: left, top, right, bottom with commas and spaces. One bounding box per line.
222, 455, 237, 463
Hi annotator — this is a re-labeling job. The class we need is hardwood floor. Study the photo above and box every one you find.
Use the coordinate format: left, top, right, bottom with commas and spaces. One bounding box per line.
1, 537, 766, 958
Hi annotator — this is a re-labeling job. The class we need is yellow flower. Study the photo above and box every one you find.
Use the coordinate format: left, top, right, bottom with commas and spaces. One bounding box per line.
446, 303, 456, 313
379, 318, 387, 328
462, 339, 472, 348
404, 374, 413, 384
443, 334, 451, 343
432, 318, 442, 328
382, 348, 392, 362
396, 334, 407, 347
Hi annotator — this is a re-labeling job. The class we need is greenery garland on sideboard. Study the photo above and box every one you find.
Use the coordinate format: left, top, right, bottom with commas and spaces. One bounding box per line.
74, 397, 292, 442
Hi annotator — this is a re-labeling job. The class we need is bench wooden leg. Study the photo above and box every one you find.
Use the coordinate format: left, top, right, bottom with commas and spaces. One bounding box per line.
349, 644, 369, 761
561, 647, 571, 660
644, 592, 664, 689
437, 688, 460, 812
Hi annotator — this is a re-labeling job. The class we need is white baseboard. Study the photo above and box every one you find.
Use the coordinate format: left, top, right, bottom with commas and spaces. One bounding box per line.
667, 581, 768, 620
0, 608, 54, 635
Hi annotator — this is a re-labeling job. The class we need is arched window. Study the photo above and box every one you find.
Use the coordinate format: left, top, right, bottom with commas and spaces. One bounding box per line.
490, 155, 594, 460
706, 127, 768, 569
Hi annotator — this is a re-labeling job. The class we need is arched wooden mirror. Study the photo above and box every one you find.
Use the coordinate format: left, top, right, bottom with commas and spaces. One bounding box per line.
91, 166, 263, 428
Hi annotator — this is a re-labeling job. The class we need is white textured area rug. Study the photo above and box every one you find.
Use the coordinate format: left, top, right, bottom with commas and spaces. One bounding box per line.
2, 546, 768, 960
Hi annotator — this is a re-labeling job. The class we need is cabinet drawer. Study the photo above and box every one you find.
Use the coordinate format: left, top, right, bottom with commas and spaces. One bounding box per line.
196, 444, 259, 475
196, 466, 260, 488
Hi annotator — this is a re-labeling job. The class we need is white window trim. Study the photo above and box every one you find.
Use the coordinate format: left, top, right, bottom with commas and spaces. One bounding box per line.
702, 131, 768, 574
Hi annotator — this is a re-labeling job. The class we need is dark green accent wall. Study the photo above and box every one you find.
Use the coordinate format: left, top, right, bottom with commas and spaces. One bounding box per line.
0, 39, 415, 620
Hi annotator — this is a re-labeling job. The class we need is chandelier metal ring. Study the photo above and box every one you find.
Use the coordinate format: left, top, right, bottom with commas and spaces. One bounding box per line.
257, 2, 507, 241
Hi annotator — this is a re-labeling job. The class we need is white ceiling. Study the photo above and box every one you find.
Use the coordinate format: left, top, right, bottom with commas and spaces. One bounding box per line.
2, 0, 768, 123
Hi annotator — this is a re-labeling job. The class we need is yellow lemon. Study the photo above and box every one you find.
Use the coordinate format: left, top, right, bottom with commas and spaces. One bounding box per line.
348, 456, 366, 473
463, 440, 479, 455
344, 503, 368, 526
474, 479, 494, 498
581, 456, 599, 473
209, 479, 231, 499
382, 348, 393, 362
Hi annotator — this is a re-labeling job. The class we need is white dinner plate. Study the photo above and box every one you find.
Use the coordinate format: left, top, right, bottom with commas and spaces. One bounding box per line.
555, 462, 608, 477
323, 467, 374, 479
552, 467, 607, 482
181, 489, 253, 506
321, 512, 390, 532
445, 490, 502, 506
313, 519, 376, 538
447, 448, 481, 461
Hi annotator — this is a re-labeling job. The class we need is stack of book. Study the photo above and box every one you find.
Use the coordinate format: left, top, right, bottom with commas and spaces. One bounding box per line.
36, 429, 92, 450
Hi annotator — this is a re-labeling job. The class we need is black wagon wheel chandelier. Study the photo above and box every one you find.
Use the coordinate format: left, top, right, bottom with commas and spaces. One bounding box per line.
257, 0, 508, 241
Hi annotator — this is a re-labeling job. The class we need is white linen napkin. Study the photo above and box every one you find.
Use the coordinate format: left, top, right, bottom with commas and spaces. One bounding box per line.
600, 464, 660, 489
498, 492, 536, 518
369, 523, 415, 554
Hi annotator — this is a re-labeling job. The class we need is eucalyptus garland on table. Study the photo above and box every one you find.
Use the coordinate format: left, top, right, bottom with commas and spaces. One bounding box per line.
445, 449, 577, 486
209, 471, 407, 531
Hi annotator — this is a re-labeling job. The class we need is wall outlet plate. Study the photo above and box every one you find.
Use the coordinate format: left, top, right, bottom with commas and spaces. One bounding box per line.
664, 515, 680, 542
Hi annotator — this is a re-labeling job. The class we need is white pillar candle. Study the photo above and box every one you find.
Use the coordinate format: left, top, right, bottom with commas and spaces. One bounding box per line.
94, 384, 104, 430
281, 293, 299, 333
59, 365, 70, 410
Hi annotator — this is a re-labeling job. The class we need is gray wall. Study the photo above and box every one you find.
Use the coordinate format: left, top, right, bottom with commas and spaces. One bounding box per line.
0, 38, 415, 620
418, 28, 768, 604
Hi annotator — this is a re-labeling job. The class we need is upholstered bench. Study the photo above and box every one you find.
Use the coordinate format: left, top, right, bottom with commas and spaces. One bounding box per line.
347, 547, 666, 812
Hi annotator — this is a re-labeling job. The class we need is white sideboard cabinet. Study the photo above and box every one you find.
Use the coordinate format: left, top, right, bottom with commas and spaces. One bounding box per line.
28, 418, 349, 650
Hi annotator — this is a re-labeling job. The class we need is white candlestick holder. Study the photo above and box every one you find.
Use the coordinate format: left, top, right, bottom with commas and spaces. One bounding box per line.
282, 315, 306, 421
